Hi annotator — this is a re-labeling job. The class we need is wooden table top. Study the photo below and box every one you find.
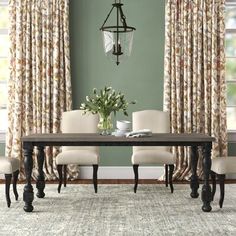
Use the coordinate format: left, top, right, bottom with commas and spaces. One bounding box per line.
22, 133, 215, 147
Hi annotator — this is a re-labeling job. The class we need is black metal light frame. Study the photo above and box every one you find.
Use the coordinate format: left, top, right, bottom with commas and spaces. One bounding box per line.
100, 0, 136, 65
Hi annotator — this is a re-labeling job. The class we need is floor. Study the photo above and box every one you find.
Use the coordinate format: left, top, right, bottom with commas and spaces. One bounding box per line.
1, 179, 235, 184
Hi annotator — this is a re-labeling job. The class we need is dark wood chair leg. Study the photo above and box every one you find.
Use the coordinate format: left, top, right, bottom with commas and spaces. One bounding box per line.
169, 164, 174, 193
211, 171, 216, 201
133, 164, 139, 193
165, 164, 168, 187
219, 174, 225, 208
63, 165, 67, 187
57, 165, 63, 193
93, 165, 98, 193
13, 170, 19, 201
5, 174, 12, 207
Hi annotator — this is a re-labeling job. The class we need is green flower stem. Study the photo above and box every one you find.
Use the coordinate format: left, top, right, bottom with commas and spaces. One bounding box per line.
98, 113, 113, 135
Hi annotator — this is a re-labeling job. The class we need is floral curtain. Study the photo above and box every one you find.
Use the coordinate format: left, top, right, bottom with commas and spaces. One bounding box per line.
164, 0, 228, 180
6, 0, 75, 180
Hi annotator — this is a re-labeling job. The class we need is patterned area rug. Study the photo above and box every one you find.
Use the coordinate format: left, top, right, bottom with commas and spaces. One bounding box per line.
0, 184, 236, 236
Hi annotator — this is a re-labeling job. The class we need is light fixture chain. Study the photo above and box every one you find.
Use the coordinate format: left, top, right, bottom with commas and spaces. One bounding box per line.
119, 5, 127, 29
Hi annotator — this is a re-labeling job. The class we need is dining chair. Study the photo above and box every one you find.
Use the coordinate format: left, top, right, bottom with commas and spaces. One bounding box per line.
0, 157, 20, 207
55, 110, 99, 193
211, 156, 236, 208
131, 110, 175, 193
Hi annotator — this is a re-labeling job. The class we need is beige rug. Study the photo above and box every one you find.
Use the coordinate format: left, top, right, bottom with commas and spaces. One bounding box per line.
0, 184, 235, 235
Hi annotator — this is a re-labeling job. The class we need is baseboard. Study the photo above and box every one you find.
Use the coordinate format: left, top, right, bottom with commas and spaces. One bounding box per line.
0, 167, 162, 180
0, 167, 163, 180
1, 169, 235, 180
80, 167, 236, 180
79, 166, 163, 179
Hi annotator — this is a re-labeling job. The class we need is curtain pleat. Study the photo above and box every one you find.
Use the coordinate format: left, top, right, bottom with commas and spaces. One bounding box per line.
6, 0, 77, 180
164, 0, 228, 180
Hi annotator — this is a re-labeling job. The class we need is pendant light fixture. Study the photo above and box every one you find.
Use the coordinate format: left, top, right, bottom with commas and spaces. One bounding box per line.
100, 0, 136, 65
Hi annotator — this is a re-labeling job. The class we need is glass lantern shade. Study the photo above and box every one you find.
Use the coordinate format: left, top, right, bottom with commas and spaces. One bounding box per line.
102, 29, 134, 65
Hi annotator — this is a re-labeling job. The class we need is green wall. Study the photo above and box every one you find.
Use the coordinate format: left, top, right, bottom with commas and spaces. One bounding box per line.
70, 0, 165, 165
1, 0, 235, 164
0, 143, 4, 155
228, 143, 236, 156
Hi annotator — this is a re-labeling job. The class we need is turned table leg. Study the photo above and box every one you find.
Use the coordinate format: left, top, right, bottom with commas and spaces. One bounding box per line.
36, 146, 45, 198
190, 145, 199, 198
23, 147, 34, 212
201, 143, 212, 212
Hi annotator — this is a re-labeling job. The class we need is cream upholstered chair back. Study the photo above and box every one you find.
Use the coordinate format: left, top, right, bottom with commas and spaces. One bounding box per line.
133, 110, 170, 152
61, 110, 99, 152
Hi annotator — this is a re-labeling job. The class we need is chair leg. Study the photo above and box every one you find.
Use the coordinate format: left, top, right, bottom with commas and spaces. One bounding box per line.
63, 165, 67, 187
13, 170, 19, 201
165, 164, 168, 187
211, 171, 216, 201
169, 164, 174, 193
93, 165, 98, 193
57, 165, 63, 193
133, 164, 139, 193
219, 174, 225, 208
5, 174, 12, 208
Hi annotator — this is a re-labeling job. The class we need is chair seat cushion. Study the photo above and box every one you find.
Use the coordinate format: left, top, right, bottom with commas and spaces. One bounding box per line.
211, 157, 236, 174
56, 150, 99, 165
132, 150, 175, 165
0, 157, 20, 174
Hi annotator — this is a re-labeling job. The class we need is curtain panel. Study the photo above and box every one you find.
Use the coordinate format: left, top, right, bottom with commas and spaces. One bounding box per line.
164, 0, 228, 180
6, 0, 76, 180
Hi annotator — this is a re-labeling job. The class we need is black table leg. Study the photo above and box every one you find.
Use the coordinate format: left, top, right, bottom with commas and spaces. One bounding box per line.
36, 146, 45, 198
23, 147, 34, 212
201, 143, 212, 212
190, 145, 199, 198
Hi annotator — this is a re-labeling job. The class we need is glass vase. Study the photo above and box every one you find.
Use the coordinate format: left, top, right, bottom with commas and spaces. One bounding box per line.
98, 113, 113, 135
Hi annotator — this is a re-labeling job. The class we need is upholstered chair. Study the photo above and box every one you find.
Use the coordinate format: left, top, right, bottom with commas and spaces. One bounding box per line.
131, 110, 175, 193
0, 157, 20, 207
55, 110, 99, 193
211, 157, 236, 208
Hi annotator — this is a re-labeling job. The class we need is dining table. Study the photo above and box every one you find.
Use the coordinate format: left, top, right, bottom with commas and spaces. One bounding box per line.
21, 133, 215, 212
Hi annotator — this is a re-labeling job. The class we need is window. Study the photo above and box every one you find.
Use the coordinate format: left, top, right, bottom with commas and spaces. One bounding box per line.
226, 0, 236, 131
0, 0, 8, 139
